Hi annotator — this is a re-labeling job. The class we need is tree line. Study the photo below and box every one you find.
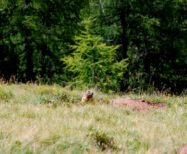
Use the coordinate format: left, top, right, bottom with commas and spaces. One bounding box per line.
0, 0, 187, 93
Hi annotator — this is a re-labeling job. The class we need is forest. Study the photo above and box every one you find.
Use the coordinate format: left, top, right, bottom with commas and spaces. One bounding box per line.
0, 0, 187, 93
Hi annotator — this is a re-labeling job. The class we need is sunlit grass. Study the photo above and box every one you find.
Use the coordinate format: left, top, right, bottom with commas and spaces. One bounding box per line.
0, 83, 186, 153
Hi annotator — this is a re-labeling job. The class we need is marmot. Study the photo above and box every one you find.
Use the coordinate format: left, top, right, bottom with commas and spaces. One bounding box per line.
81, 90, 94, 103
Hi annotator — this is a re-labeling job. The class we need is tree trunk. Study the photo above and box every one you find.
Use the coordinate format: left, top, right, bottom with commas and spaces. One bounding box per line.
25, 39, 34, 81
24, 0, 34, 81
40, 44, 48, 78
25, 0, 31, 5
119, 8, 128, 59
119, 5, 129, 91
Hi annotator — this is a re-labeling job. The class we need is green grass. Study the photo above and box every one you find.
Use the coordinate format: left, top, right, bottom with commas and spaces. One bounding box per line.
0, 84, 187, 153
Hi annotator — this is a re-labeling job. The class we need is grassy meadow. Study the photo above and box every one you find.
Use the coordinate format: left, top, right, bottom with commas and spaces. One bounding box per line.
0, 84, 187, 154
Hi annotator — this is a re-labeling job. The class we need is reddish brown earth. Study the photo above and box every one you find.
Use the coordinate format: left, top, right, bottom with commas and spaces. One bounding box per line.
111, 98, 166, 111
179, 145, 187, 154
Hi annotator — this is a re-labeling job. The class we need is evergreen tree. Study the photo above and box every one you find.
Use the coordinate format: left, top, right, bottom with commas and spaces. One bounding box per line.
63, 19, 128, 91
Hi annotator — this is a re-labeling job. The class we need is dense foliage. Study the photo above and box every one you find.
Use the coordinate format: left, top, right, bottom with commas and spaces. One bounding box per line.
63, 19, 128, 91
0, 0, 187, 93
0, 0, 88, 82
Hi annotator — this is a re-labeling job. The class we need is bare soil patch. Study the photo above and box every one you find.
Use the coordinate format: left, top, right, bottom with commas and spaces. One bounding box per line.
179, 145, 187, 154
111, 98, 166, 111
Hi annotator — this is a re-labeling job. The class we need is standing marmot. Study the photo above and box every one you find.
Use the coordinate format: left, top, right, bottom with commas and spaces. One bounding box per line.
81, 90, 94, 103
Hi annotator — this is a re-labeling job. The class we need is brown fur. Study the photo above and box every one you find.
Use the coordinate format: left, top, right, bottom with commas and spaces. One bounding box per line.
81, 90, 94, 103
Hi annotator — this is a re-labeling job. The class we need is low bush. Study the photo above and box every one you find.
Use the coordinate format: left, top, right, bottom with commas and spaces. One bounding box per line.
88, 128, 118, 151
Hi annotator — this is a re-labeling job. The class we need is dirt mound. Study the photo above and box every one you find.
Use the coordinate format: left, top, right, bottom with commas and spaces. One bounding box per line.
179, 145, 187, 154
112, 98, 166, 111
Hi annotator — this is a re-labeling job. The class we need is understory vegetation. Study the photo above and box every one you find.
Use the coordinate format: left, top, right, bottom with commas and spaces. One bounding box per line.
0, 84, 187, 153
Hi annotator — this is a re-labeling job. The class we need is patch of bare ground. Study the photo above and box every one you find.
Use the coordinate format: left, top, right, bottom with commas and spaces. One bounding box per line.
111, 98, 166, 111
179, 145, 187, 154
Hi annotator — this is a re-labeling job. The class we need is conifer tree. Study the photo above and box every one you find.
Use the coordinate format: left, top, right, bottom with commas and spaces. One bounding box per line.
63, 19, 128, 91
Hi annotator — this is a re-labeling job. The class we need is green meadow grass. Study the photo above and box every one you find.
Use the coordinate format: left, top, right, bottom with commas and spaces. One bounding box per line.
0, 84, 187, 154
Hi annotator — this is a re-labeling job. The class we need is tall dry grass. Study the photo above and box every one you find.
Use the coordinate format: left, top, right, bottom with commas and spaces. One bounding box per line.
0, 84, 186, 153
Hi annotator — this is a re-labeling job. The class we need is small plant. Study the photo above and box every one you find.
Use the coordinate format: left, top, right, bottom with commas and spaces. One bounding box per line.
0, 131, 3, 139
54, 141, 88, 154
57, 90, 81, 104
39, 134, 61, 146
88, 128, 118, 151
19, 111, 37, 119
0, 86, 14, 101
125, 130, 145, 152
10, 140, 22, 153
60, 93, 71, 103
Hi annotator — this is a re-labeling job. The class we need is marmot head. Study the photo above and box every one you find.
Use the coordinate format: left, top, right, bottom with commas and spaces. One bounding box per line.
86, 90, 93, 98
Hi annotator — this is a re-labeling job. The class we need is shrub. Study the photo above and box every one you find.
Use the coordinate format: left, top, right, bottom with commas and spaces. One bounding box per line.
88, 128, 118, 151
